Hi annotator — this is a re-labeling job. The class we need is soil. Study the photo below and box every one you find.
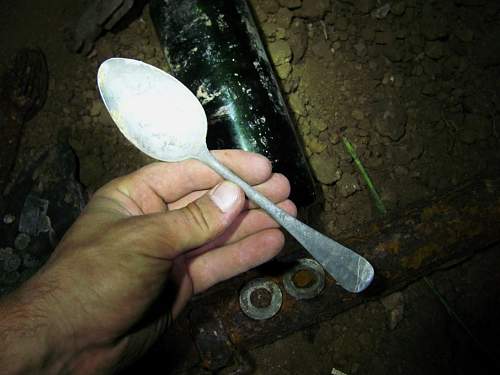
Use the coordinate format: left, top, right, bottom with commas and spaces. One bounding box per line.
1, 0, 499, 373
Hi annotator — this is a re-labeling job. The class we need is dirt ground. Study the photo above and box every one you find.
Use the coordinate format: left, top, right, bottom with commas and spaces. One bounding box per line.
1, 0, 499, 373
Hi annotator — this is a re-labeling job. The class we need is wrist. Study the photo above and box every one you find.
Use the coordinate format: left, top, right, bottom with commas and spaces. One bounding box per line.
0, 269, 128, 375
0, 279, 66, 374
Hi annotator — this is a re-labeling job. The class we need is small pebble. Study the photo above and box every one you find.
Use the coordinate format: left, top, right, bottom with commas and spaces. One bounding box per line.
23, 254, 39, 268
3, 214, 15, 224
14, 233, 31, 251
0, 247, 14, 260
351, 109, 365, 121
3, 253, 22, 272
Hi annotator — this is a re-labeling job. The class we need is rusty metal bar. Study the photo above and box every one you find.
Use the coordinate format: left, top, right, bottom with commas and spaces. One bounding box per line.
147, 176, 500, 373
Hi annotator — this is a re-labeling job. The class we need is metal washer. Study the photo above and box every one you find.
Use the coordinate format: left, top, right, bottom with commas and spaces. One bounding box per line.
283, 258, 325, 300
239, 278, 282, 320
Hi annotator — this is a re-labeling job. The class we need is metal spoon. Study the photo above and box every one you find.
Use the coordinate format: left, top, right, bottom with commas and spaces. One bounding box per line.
97, 58, 374, 293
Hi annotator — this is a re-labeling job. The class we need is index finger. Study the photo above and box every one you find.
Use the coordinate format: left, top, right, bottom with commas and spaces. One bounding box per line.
107, 149, 272, 208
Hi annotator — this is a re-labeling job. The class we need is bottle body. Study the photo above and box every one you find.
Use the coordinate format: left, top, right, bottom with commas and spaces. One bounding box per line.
150, 0, 317, 207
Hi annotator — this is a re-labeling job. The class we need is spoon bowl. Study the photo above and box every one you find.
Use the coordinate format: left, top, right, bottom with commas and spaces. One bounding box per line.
98, 58, 375, 293
98, 58, 208, 161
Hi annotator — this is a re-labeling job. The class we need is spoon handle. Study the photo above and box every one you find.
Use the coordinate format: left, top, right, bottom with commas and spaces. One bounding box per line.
199, 150, 374, 293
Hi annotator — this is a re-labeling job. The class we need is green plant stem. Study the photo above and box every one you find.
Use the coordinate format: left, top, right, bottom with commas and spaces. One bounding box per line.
341, 136, 387, 215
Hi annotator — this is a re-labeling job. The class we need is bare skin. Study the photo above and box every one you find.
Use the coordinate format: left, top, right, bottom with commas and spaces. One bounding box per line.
0, 149, 296, 374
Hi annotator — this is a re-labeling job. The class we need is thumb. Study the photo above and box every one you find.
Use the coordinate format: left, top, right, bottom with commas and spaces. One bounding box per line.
145, 181, 245, 259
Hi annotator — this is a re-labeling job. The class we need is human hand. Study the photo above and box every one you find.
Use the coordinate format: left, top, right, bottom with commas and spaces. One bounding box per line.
0, 150, 296, 374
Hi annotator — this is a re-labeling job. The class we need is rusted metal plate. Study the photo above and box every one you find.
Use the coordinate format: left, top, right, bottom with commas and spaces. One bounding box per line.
161, 177, 500, 371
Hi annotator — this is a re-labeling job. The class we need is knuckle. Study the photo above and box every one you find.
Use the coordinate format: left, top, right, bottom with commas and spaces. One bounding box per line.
183, 201, 213, 234
274, 173, 291, 196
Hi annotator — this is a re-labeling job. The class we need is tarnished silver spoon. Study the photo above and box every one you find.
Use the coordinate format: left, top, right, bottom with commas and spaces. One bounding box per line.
97, 58, 374, 293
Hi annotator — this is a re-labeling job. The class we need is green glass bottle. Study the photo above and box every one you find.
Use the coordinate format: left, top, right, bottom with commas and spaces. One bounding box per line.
150, 0, 317, 207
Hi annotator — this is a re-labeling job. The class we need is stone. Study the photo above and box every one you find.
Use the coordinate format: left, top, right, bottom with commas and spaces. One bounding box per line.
3, 253, 22, 272
381, 292, 405, 330
332, 41, 341, 51
268, 40, 292, 66
421, 4, 448, 41
288, 92, 306, 116
294, 0, 330, 18
353, 41, 366, 56
310, 39, 331, 59
3, 214, 15, 224
288, 19, 308, 63
425, 41, 445, 60
0, 247, 14, 261
394, 165, 408, 175
358, 117, 371, 130
89, 100, 102, 116
333, 142, 353, 162
261, 22, 278, 38
2, 270, 20, 285
276, 62, 292, 79
79, 153, 105, 187
23, 253, 39, 268
371, 3, 391, 19
82, 115, 91, 125
357, 332, 371, 348
275, 7, 293, 28
455, 27, 474, 43
275, 27, 286, 39
324, 15, 336, 29
454, 0, 487, 5
283, 77, 299, 93
383, 43, 403, 62
381, 291, 404, 310
14, 233, 31, 251
422, 58, 442, 78
256, 0, 280, 14
278, 0, 302, 10
83, 89, 94, 100
310, 153, 342, 185
392, 1, 406, 16
393, 74, 404, 88
338, 173, 360, 198
412, 65, 423, 76
361, 26, 375, 42
329, 132, 340, 144
311, 117, 328, 132
475, 27, 500, 68
351, 109, 364, 121
396, 28, 407, 39
421, 82, 436, 96
336, 17, 348, 31
374, 31, 394, 45
298, 118, 311, 135
460, 114, 491, 144
373, 101, 407, 141
354, 0, 375, 14
308, 137, 328, 153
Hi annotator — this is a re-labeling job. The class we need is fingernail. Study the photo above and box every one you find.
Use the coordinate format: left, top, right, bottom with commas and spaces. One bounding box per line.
210, 181, 240, 213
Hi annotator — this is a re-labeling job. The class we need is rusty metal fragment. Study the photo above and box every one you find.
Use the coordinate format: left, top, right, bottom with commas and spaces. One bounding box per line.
70, 0, 135, 54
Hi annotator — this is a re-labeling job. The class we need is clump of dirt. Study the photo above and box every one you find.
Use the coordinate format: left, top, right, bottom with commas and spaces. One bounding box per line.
255, 0, 500, 235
